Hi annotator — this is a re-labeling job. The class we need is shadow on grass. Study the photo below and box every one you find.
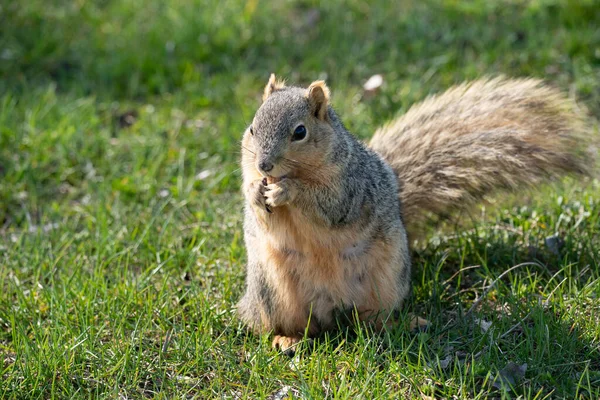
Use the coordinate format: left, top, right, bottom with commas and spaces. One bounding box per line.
282, 232, 600, 398
405, 232, 598, 398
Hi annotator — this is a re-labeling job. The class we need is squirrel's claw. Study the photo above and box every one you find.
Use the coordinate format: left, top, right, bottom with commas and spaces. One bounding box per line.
246, 179, 270, 212
260, 177, 273, 213
272, 335, 301, 356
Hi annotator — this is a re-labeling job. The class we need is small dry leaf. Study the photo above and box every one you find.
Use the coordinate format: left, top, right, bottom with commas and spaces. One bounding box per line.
492, 362, 527, 390
439, 355, 452, 369
363, 74, 384, 93
427, 354, 452, 370
475, 318, 492, 333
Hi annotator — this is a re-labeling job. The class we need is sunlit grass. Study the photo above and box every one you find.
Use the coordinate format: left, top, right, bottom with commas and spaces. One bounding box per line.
1, 0, 599, 398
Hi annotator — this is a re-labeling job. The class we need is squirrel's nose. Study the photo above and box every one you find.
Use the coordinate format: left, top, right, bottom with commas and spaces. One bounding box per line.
259, 161, 274, 173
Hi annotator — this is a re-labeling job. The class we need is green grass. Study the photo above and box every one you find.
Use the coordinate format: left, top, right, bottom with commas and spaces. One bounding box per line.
1, 0, 599, 398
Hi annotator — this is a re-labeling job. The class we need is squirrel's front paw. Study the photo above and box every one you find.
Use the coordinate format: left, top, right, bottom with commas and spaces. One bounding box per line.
246, 179, 271, 213
265, 179, 297, 208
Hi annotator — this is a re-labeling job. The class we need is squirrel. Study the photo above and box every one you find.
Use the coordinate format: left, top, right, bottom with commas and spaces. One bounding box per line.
238, 74, 592, 353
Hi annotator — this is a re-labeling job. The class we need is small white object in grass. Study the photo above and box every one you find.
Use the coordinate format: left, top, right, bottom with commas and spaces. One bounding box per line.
270, 385, 291, 400
159, 189, 170, 198
363, 74, 384, 92
288, 354, 301, 370
545, 235, 563, 255
196, 170, 212, 180
186, 119, 206, 129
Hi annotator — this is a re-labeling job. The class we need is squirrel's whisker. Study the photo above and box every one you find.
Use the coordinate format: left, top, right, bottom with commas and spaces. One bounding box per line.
241, 145, 256, 155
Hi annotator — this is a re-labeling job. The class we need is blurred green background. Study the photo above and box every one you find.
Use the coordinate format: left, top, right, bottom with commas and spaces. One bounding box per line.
1, 0, 599, 398
1, 0, 599, 225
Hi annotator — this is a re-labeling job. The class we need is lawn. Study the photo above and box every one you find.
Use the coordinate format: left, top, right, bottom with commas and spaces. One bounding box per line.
1, 0, 599, 398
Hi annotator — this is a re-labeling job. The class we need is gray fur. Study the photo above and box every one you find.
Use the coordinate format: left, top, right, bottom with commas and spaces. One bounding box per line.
238, 76, 592, 342
252, 86, 400, 230
240, 83, 410, 337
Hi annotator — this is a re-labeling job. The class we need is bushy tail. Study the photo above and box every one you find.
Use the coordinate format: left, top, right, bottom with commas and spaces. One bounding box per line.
369, 77, 594, 225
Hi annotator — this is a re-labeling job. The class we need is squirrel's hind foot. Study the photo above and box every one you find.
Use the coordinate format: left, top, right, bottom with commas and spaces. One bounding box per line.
272, 334, 302, 356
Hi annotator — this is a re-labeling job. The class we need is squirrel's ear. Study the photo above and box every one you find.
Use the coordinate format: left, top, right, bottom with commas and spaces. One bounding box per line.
263, 73, 285, 101
306, 80, 330, 120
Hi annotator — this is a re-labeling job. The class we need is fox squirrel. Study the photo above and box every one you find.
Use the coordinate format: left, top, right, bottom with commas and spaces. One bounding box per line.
238, 74, 592, 353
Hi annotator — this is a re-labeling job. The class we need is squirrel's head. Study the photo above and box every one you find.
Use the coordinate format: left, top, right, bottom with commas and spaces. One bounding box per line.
242, 74, 338, 181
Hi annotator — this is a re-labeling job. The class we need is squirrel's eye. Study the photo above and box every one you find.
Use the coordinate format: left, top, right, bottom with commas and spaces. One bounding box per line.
292, 125, 307, 141
249, 126, 254, 135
